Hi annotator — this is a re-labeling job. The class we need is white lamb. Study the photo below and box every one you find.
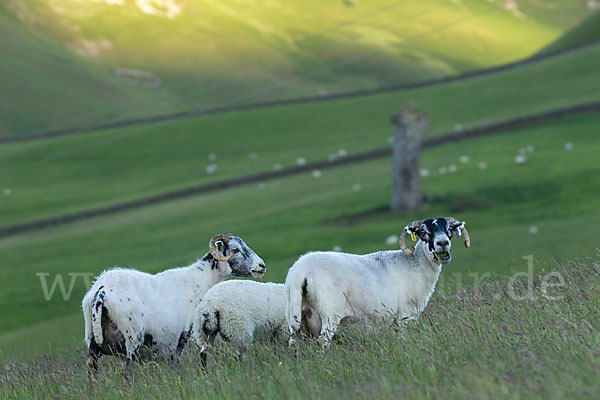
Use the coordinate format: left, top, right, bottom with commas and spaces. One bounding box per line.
192, 280, 288, 364
286, 217, 470, 346
81, 234, 265, 370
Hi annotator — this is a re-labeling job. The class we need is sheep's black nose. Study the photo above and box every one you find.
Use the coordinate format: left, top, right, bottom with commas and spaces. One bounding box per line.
436, 240, 449, 247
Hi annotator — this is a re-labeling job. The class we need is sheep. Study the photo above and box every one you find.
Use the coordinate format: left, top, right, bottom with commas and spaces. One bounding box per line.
192, 280, 288, 365
285, 217, 470, 346
81, 234, 265, 370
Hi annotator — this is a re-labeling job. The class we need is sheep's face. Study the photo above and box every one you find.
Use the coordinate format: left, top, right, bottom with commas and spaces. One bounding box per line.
414, 218, 461, 264
220, 236, 266, 278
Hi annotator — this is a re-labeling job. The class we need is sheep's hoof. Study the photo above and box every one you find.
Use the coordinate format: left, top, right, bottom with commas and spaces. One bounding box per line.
237, 352, 249, 365
120, 358, 134, 378
86, 357, 98, 372
318, 335, 332, 349
288, 337, 297, 348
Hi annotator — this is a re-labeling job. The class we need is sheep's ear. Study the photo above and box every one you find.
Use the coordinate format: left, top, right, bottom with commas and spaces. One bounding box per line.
450, 221, 464, 237
410, 226, 424, 240
215, 240, 224, 251
451, 221, 464, 229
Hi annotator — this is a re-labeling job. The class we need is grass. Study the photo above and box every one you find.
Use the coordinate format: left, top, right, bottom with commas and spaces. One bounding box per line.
0, 10, 180, 138
0, 0, 590, 136
0, 111, 599, 357
2, 41, 600, 227
542, 10, 600, 53
1, 257, 598, 399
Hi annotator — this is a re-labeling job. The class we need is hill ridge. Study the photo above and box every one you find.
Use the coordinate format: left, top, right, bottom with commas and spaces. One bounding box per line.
4, 38, 599, 145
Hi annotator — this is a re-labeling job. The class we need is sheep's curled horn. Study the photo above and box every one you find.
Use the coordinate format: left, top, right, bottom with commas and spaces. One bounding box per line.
444, 217, 471, 249
400, 220, 423, 256
209, 234, 235, 261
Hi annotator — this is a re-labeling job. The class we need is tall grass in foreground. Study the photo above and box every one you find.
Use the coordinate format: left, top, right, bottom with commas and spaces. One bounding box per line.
1, 257, 598, 399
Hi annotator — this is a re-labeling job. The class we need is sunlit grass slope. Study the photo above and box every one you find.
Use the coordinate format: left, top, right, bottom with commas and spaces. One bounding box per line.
2, 258, 598, 399
1, 42, 599, 227
0, 112, 598, 356
0, 11, 180, 139
1, 0, 592, 136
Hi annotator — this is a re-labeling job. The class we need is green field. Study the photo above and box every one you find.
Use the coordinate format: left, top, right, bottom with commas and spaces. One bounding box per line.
2, 42, 600, 227
0, 0, 592, 137
2, 258, 598, 398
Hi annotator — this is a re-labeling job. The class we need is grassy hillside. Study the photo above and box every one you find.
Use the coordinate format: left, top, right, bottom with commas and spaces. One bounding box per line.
1, 111, 599, 358
2, 258, 598, 398
0, 10, 183, 139
1, 42, 600, 227
0, 0, 592, 136
542, 10, 600, 53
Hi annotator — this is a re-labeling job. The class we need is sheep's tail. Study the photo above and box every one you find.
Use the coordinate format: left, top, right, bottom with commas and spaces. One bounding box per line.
286, 275, 306, 335
91, 286, 106, 345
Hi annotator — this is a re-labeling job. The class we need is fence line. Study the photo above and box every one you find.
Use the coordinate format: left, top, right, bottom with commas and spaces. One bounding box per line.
1, 100, 599, 238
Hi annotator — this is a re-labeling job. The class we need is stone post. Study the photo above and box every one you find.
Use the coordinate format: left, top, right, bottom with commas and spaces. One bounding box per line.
391, 107, 428, 212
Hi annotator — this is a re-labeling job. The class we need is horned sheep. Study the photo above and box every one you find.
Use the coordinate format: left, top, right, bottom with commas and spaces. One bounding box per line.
285, 217, 470, 346
81, 234, 265, 370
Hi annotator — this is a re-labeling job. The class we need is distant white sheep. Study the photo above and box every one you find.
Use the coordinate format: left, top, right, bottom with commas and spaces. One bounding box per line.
205, 164, 218, 175
192, 280, 288, 364
515, 155, 527, 164
81, 234, 265, 370
564, 142, 573, 151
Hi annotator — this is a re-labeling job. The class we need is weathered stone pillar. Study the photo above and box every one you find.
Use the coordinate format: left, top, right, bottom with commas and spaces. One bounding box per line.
391, 107, 428, 212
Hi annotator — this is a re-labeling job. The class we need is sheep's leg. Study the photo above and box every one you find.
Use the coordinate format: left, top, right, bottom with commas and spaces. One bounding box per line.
318, 316, 342, 348
200, 334, 217, 368
288, 326, 299, 348
236, 332, 253, 363
173, 330, 191, 361
121, 335, 142, 373
86, 337, 102, 372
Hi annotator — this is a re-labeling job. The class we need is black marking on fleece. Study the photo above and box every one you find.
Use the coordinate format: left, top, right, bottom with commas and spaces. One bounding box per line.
92, 286, 105, 312
202, 310, 221, 338
202, 252, 219, 270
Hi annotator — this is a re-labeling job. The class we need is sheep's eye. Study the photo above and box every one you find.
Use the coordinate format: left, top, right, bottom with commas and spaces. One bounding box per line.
232, 249, 241, 254
419, 231, 428, 240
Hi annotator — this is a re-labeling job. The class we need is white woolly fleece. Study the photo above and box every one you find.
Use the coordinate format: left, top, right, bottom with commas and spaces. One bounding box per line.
193, 280, 289, 350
